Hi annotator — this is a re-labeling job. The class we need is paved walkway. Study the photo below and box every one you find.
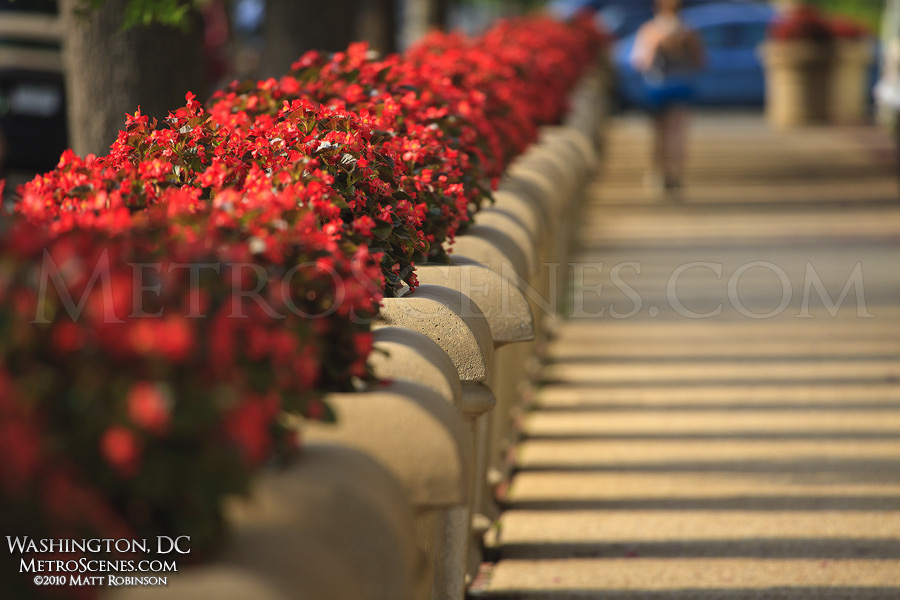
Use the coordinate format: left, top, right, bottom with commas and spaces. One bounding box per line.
471, 113, 900, 599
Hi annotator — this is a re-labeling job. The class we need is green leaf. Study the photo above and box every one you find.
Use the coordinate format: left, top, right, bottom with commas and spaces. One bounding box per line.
370, 225, 393, 241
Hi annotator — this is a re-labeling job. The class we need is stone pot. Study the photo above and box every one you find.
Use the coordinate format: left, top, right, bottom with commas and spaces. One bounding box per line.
762, 40, 833, 127
830, 38, 874, 124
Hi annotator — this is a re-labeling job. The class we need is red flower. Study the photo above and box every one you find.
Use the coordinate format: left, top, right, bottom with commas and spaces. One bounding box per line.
199, 160, 228, 189
830, 16, 868, 40
223, 394, 280, 467
0, 373, 42, 496
53, 321, 86, 353
100, 426, 142, 477
769, 5, 833, 42
158, 316, 195, 362
127, 382, 171, 435
352, 215, 376, 237
138, 158, 172, 180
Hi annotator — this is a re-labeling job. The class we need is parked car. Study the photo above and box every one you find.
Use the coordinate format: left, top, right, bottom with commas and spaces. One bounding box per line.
0, 0, 68, 173
549, 0, 725, 38
612, 1, 776, 108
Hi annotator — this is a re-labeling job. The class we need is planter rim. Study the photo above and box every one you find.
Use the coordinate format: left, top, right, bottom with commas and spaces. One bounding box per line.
761, 40, 834, 65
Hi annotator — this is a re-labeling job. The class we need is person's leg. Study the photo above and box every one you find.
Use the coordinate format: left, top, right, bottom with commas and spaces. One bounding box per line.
653, 110, 666, 176
663, 104, 689, 188
645, 110, 666, 191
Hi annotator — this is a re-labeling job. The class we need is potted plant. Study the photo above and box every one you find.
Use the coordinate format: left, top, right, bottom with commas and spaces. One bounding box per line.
762, 4, 834, 127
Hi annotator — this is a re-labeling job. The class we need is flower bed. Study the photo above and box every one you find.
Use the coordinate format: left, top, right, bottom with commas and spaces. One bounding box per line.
0, 210, 382, 598
1, 14, 604, 598
209, 15, 602, 268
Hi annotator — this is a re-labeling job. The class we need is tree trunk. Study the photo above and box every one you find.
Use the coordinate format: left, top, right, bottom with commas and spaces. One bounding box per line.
359, 0, 399, 55
430, 0, 450, 31
400, 0, 431, 50
59, 0, 208, 157
259, 0, 364, 79
380, 0, 399, 54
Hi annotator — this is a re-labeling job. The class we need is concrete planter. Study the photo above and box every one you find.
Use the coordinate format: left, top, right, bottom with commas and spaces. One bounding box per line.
830, 39, 874, 124
306, 381, 474, 508
305, 381, 476, 600
415, 264, 535, 348
370, 326, 463, 405
377, 285, 495, 382
762, 40, 833, 127
104, 444, 419, 600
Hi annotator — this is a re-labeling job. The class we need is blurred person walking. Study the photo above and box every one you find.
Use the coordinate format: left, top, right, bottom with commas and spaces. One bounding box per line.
631, 0, 704, 193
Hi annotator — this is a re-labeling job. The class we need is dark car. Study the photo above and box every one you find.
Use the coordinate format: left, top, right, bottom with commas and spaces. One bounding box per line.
612, 1, 776, 107
0, 0, 68, 173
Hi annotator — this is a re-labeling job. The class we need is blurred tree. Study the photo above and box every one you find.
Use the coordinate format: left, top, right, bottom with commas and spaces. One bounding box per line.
432, 0, 451, 29
398, 0, 460, 48
458, 0, 545, 13
360, 0, 399, 54
258, 0, 365, 78
59, 0, 208, 157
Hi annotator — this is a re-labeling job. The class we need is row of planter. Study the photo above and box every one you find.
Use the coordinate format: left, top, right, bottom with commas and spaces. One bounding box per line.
100, 66, 609, 600
1, 15, 608, 600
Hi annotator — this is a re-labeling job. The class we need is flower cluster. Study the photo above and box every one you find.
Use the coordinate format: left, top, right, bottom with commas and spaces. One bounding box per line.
209, 14, 604, 263
5, 126, 387, 591
20, 15, 602, 282
406, 15, 601, 174
0, 210, 381, 577
768, 5, 869, 43
19, 93, 424, 295
828, 16, 870, 40
1, 14, 604, 596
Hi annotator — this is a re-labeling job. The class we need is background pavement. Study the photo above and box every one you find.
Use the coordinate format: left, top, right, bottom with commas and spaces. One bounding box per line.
470, 111, 900, 599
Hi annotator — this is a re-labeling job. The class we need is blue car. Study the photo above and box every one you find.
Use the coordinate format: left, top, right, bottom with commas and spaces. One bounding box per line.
550, 0, 726, 38
612, 1, 776, 107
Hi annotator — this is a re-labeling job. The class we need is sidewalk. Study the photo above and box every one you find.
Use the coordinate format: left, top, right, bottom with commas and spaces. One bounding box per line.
470, 112, 900, 599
